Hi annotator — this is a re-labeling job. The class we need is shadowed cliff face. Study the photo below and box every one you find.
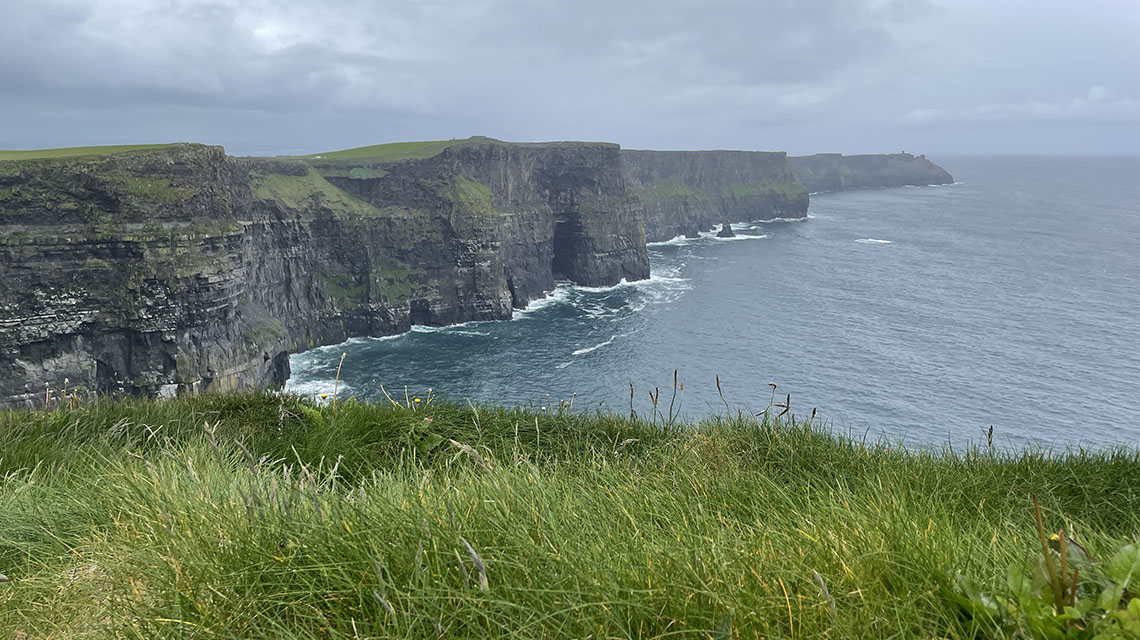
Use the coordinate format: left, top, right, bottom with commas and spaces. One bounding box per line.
0, 141, 649, 408
789, 153, 954, 193
622, 150, 810, 242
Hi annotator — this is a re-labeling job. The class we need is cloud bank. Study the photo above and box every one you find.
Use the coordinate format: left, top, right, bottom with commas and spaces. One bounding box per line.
1, 0, 1136, 155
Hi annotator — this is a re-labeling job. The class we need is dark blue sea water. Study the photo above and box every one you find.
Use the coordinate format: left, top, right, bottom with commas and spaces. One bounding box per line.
287, 157, 1140, 449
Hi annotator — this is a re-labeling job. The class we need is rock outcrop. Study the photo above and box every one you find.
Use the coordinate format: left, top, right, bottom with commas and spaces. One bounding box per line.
0, 139, 649, 408
622, 150, 809, 242
789, 153, 954, 193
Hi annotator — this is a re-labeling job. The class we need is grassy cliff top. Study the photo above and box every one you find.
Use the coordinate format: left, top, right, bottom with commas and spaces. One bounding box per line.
1, 393, 1138, 637
302, 139, 471, 163
298, 136, 618, 167
0, 143, 185, 162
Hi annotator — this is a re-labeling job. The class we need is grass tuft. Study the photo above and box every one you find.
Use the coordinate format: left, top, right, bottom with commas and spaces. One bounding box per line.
0, 393, 1137, 638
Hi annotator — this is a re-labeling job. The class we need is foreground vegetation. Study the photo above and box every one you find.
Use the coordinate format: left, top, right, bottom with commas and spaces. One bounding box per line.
1, 393, 1138, 638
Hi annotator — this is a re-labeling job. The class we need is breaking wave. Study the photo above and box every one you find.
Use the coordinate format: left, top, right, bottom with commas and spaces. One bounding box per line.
572, 335, 618, 356
284, 378, 353, 399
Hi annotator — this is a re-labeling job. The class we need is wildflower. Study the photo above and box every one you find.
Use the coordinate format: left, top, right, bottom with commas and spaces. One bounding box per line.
1050, 532, 1095, 565
414, 397, 421, 403
320, 393, 328, 399
423, 416, 434, 423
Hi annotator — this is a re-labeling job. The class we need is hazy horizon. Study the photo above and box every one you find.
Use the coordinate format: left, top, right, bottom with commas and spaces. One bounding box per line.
2, 1, 1136, 157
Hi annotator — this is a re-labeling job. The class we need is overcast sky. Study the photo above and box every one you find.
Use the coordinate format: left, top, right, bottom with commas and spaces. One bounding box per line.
1, 0, 1136, 156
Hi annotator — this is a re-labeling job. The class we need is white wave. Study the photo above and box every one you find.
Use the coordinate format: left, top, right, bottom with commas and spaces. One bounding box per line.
284, 378, 353, 398
572, 335, 617, 356
515, 286, 575, 315
751, 215, 809, 224
409, 321, 489, 335
912, 181, 963, 188
646, 234, 696, 247
571, 272, 688, 294
692, 229, 770, 243
299, 337, 372, 356
410, 324, 446, 334
650, 229, 769, 246
712, 233, 769, 242
854, 238, 893, 244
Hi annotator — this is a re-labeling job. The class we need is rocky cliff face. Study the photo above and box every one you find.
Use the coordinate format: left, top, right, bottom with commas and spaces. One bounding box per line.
0, 139, 951, 408
789, 153, 954, 193
0, 140, 649, 408
622, 150, 809, 242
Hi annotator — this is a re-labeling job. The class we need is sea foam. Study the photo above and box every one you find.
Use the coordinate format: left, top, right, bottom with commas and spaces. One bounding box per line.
572, 335, 618, 356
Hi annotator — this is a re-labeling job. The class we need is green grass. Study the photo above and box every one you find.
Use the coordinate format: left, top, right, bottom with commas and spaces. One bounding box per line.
1, 393, 1138, 638
303, 139, 471, 165
722, 179, 807, 199
0, 144, 180, 162
251, 169, 384, 217
436, 176, 497, 216
721, 182, 760, 197
108, 173, 194, 203
639, 179, 698, 202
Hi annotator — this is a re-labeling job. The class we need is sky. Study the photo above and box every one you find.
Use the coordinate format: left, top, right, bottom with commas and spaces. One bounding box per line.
1, 0, 1137, 156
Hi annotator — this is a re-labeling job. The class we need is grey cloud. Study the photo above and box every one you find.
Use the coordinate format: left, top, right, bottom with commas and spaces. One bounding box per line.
905, 86, 1140, 126
0, 0, 1136, 154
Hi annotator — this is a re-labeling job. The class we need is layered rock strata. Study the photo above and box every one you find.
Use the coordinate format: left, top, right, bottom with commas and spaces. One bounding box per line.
0, 139, 955, 407
0, 140, 649, 407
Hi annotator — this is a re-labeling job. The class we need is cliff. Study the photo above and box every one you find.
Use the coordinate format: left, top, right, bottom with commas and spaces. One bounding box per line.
0, 138, 951, 408
789, 153, 954, 193
622, 150, 809, 242
0, 139, 649, 408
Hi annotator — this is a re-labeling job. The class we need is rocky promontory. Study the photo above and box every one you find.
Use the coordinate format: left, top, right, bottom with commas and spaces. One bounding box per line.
789, 152, 954, 193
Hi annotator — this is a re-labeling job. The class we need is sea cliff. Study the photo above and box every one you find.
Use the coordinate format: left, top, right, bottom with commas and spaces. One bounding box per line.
0, 140, 953, 407
623, 150, 809, 242
0, 139, 649, 407
789, 152, 954, 193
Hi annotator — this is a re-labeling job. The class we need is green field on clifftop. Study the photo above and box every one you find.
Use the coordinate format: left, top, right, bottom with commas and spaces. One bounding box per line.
2, 394, 1138, 638
0, 144, 181, 162
303, 139, 468, 164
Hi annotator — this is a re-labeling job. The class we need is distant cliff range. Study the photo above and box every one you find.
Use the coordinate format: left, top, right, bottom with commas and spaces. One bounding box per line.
0, 138, 952, 407
789, 152, 954, 193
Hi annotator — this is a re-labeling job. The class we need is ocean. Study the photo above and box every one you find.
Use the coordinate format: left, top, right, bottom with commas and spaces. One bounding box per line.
287, 156, 1140, 449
